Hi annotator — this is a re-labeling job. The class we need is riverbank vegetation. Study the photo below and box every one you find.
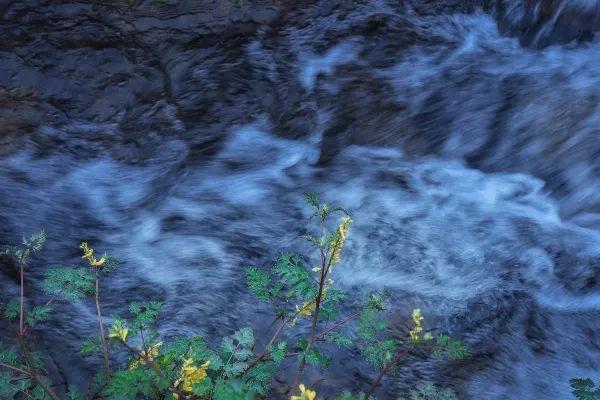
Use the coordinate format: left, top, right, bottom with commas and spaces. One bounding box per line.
1, 194, 588, 399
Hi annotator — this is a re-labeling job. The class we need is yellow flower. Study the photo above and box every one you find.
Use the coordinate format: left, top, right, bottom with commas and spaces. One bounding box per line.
409, 308, 427, 341
80, 242, 93, 260
291, 384, 317, 400
129, 342, 162, 370
173, 358, 210, 395
80, 242, 106, 268
108, 321, 129, 342
329, 216, 352, 265
90, 256, 106, 267
296, 301, 314, 317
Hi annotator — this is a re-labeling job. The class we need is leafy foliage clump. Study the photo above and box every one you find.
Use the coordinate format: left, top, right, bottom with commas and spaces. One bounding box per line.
0, 195, 477, 400
571, 378, 600, 400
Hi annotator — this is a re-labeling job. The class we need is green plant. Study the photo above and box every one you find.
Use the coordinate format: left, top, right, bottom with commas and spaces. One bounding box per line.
0, 194, 469, 399
408, 382, 457, 400
571, 378, 600, 400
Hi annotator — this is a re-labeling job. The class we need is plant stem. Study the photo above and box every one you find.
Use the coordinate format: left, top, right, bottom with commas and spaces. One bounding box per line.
313, 311, 360, 342
365, 362, 392, 398
0, 361, 30, 376
94, 276, 111, 377
292, 246, 331, 390
244, 317, 286, 373
14, 329, 61, 400
364, 346, 414, 398
19, 251, 26, 335
243, 308, 304, 376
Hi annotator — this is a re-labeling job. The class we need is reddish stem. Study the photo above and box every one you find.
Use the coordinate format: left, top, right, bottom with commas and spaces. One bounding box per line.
19, 253, 25, 335
365, 346, 414, 397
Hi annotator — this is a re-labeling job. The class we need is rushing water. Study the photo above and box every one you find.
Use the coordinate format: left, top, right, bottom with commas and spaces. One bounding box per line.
1, 1, 600, 399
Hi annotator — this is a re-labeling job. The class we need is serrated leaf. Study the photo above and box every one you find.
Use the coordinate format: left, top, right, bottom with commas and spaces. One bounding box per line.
213, 377, 256, 400
362, 339, 398, 369
432, 335, 469, 360
304, 347, 329, 368
79, 338, 100, 357
233, 327, 254, 348
409, 382, 458, 400
220, 337, 235, 355
3, 299, 20, 320
320, 289, 347, 320
128, 301, 163, 332
325, 332, 352, 348
570, 378, 600, 400
269, 342, 286, 363
357, 309, 387, 341
245, 267, 271, 302
26, 305, 53, 328
244, 361, 275, 395
43, 267, 95, 301
0, 370, 30, 399
223, 362, 248, 378
67, 385, 85, 400
0, 343, 19, 366
274, 253, 317, 300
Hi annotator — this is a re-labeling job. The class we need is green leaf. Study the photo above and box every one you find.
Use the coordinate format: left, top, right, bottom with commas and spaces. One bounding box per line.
245, 267, 271, 301
31, 376, 54, 400
296, 338, 309, 352
334, 392, 370, 400
357, 309, 387, 341
304, 346, 329, 368
303, 235, 326, 250
26, 305, 53, 328
244, 361, 275, 395
213, 378, 255, 400
325, 332, 352, 348
223, 362, 247, 378
220, 337, 235, 355
101, 256, 120, 274
190, 376, 213, 396
0, 343, 19, 366
362, 339, 398, 369
43, 268, 95, 301
3, 299, 20, 320
67, 385, 86, 400
25, 230, 46, 253
128, 301, 163, 332
570, 378, 600, 400
304, 193, 319, 209
274, 253, 316, 300
432, 335, 469, 360
363, 289, 390, 312
269, 342, 286, 363
0, 370, 31, 399
320, 289, 347, 320
104, 368, 161, 399
79, 338, 100, 357
233, 327, 254, 348
410, 382, 457, 400
166, 336, 215, 363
